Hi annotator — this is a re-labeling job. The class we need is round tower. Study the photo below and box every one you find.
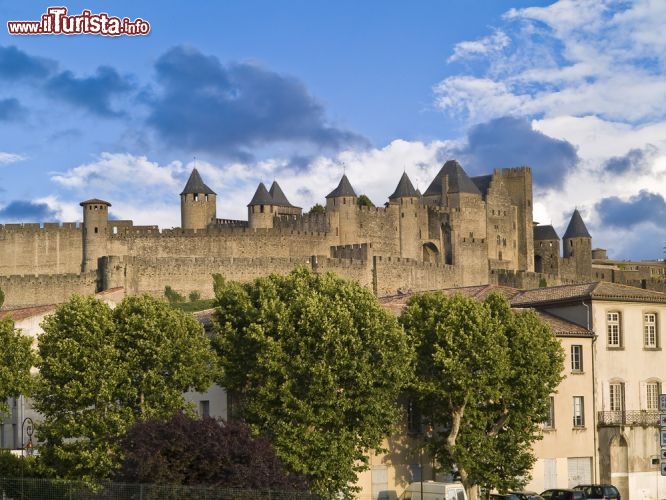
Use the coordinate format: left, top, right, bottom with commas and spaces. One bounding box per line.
563, 208, 592, 280
325, 174, 358, 243
247, 182, 275, 229
180, 168, 217, 230
80, 198, 111, 273
388, 172, 420, 260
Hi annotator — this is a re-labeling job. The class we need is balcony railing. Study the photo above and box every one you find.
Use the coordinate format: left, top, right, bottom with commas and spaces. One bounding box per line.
597, 410, 660, 427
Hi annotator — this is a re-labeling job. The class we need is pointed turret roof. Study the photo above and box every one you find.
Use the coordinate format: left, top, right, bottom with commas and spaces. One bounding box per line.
326, 174, 357, 198
180, 168, 216, 195
563, 209, 591, 239
269, 181, 294, 207
247, 182, 273, 206
424, 160, 481, 197
389, 172, 419, 200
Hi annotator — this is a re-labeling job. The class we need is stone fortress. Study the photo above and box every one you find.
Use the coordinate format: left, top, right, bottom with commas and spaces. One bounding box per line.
0, 160, 597, 309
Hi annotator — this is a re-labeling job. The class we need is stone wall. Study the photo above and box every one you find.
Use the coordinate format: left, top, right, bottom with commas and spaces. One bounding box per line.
0, 271, 98, 309
0, 223, 82, 276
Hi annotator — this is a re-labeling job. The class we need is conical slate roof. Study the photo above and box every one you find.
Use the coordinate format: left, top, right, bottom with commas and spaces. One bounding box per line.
534, 225, 560, 241
563, 209, 591, 239
424, 160, 481, 196
180, 168, 216, 195
247, 182, 273, 206
269, 181, 294, 207
326, 174, 357, 198
389, 172, 419, 200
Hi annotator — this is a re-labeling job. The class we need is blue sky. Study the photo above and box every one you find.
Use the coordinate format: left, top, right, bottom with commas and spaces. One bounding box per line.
1, 0, 665, 260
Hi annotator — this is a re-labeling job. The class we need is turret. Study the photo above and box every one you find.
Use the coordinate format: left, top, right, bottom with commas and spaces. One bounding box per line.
80, 198, 111, 273
326, 174, 358, 242
269, 181, 302, 217
389, 172, 420, 259
247, 183, 274, 229
533, 224, 560, 274
563, 208, 592, 280
180, 168, 216, 230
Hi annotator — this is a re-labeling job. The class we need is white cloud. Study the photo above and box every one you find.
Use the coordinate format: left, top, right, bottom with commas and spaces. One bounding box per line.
448, 30, 511, 63
0, 152, 26, 165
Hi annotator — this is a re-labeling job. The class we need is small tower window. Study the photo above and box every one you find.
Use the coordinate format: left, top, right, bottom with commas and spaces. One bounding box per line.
205, 194, 209, 201
194, 194, 199, 202
94, 227, 98, 234
260, 205, 264, 213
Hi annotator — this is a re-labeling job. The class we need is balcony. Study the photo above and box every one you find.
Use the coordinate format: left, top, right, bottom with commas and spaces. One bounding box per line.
597, 410, 660, 427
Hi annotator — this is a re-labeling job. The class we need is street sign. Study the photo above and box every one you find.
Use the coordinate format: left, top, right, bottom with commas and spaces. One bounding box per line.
661, 449, 666, 460
660, 394, 666, 411
661, 463, 666, 476
661, 414, 666, 427
661, 431, 666, 447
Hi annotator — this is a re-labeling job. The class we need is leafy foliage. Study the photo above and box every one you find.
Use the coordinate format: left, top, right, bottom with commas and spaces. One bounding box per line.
118, 412, 308, 490
164, 285, 185, 304
0, 287, 4, 308
307, 203, 325, 215
357, 194, 375, 207
400, 292, 564, 494
0, 317, 36, 415
212, 268, 412, 499
33, 295, 216, 480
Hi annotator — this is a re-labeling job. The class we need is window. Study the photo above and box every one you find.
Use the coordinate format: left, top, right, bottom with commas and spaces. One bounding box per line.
406, 399, 421, 435
609, 383, 624, 412
647, 382, 661, 410
199, 400, 210, 418
573, 396, 585, 427
607, 312, 622, 347
571, 345, 583, 372
544, 396, 555, 429
644, 313, 658, 348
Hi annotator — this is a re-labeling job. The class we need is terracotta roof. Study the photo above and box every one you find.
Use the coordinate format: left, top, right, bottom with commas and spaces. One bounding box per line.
0, 304, 56, 321
379, 286, 592, 337
180, 168, 216, 196
511, 281, 666, 306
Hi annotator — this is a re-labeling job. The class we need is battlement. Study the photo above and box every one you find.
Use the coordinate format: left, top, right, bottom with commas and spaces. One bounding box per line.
0, 222, 81, 233
500, 166, 532, 177
211, 218, 249, 228
330, 243, 370, 260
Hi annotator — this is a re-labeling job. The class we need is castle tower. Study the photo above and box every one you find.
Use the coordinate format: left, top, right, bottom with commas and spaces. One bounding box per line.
248, 182, 275, 229
388, 172, 420, 260
533, 224, 561, 274
563, 208, 592, 280
180, 168, 216, 230
269, 181, 302, 217
500, 167, 534, 272
326, 174, 358, 243
80, 198, 111, 273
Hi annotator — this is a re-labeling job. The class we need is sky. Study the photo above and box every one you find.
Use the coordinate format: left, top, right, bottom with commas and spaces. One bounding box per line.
0, 0, 665, 261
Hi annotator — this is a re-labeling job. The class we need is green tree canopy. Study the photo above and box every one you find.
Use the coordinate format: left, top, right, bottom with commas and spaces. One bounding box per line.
33, 294, 216, 480
212, 268, 412, 499
308, 203, 325, 215
400, 292, 564, 497
357, 194, 375, 207
0, 316, 36, 415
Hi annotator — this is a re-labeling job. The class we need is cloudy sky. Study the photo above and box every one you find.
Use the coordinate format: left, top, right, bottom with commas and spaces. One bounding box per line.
1, 0, 665, 260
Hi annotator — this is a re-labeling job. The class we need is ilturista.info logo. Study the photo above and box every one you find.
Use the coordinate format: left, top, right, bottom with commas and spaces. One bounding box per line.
7, 7, 150, 36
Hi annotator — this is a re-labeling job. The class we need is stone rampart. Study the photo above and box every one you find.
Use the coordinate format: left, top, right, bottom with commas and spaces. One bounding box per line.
0, 271, 98, 309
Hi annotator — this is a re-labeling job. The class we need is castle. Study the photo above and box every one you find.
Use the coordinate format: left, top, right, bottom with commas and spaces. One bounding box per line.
0, 160, 593, 309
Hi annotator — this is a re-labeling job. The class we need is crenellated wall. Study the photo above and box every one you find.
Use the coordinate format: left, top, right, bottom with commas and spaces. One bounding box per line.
0, 223, 82, 276
0, 271, 98, 309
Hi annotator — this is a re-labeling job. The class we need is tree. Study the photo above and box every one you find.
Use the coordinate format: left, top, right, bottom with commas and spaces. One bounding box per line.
212, 268, 412, 499
308, 203, 325, 215
400, 292, 564, 497
357, 194, 374, 207
118, 412, 308, 490
0, 286, 5, 308
0, 316, 35, 415
33, 295, 216, 480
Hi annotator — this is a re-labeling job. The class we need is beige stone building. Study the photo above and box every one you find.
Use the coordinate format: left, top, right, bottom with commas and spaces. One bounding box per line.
513, 282, 666, 500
